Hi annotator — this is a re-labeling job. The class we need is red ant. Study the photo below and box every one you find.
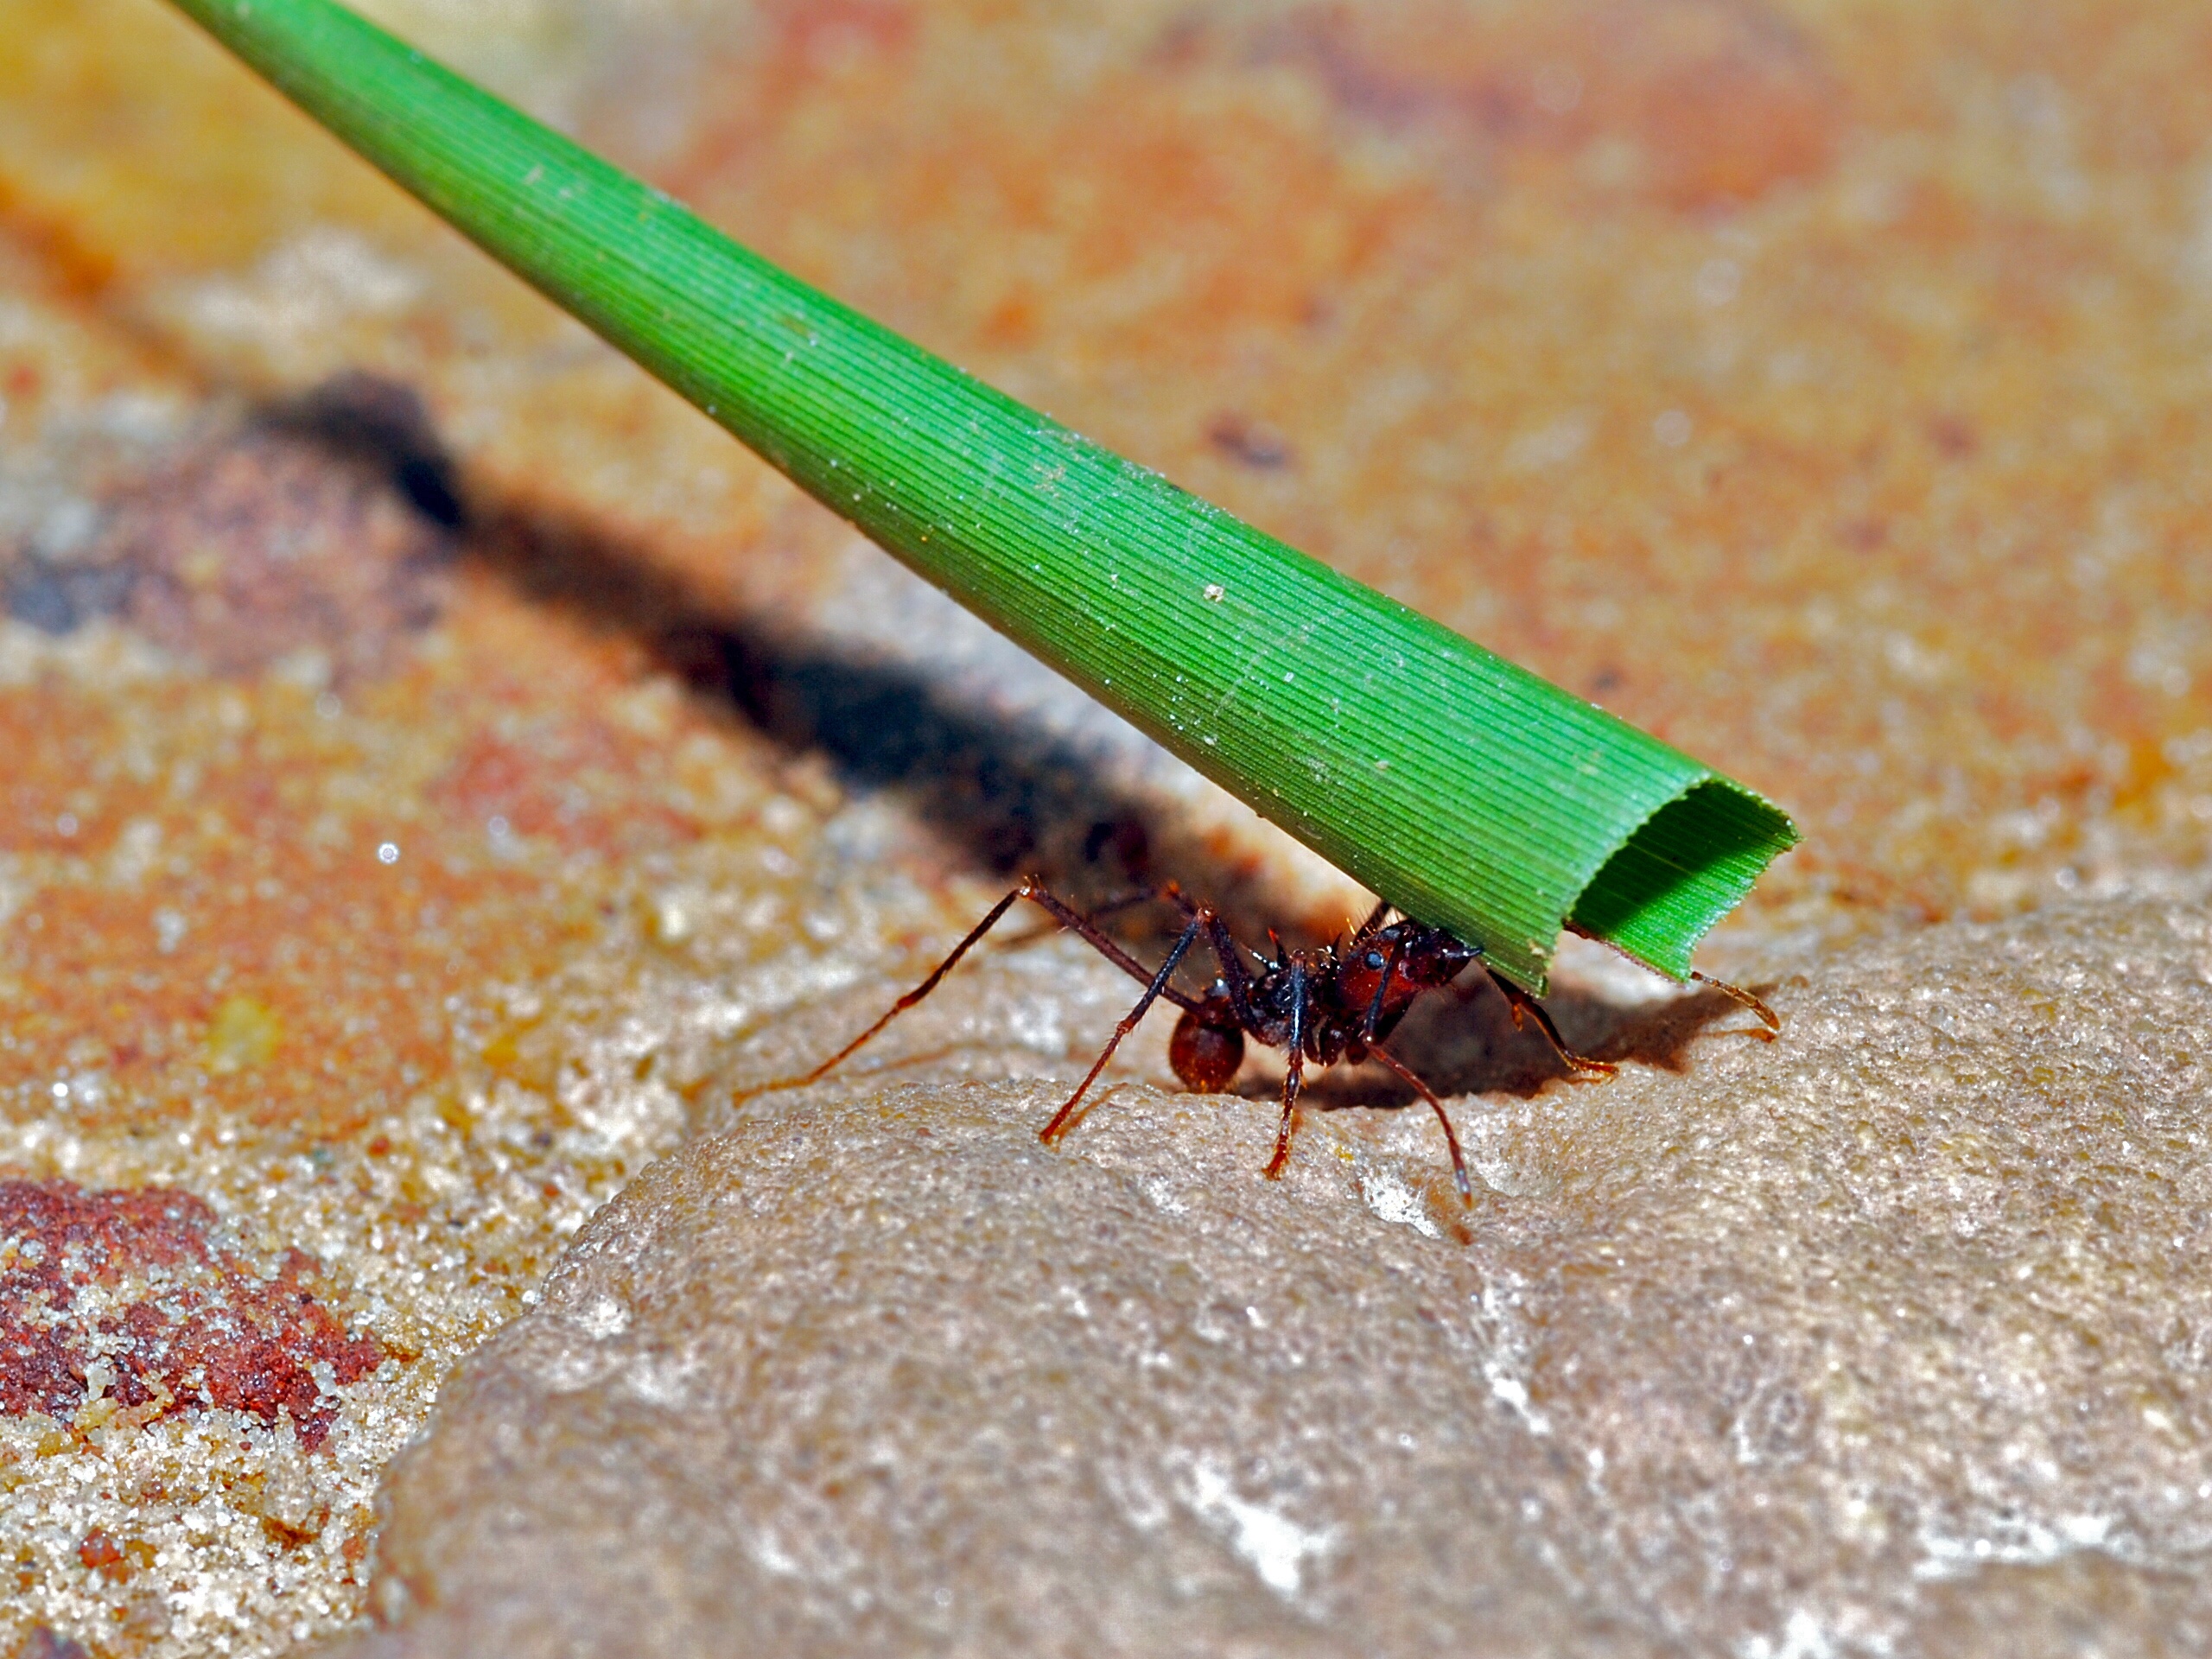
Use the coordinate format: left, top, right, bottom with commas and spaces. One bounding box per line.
734, 880, 1776, 1205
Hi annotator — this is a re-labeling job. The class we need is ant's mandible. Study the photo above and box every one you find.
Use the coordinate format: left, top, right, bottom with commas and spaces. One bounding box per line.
733, 880, 1777, 1205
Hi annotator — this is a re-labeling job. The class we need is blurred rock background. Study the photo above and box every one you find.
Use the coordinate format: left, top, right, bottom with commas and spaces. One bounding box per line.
0, 0, 2209, 1654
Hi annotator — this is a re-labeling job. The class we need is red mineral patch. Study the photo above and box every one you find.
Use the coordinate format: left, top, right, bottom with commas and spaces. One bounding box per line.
75, 1528, 124, 1581
0, 1179, 381, 1449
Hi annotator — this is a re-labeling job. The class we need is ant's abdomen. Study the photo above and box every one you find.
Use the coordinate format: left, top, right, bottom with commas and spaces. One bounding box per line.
1169, 1010, 1245, 1093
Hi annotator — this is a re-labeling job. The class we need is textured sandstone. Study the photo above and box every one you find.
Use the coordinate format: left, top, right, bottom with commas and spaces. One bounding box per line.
341, 895, 2212, 1657
3, 0, 2212, 1653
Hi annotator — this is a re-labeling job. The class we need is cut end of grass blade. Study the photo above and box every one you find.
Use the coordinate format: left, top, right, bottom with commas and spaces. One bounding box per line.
1567, 779, 1799, 984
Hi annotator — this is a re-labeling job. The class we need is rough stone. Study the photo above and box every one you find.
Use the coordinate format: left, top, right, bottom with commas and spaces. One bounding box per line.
3, 0, 2212, 1652
340, 894, 2212, 1657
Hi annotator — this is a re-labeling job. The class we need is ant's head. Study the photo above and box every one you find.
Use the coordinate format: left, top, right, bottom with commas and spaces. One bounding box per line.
1390, 923, 1483, 989
1331, 919, 1481, 1027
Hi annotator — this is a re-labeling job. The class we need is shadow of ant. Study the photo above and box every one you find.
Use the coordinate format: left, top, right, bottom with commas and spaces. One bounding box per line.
460, 495, 1291, 923
305, 412, 1309, 963
245, 376, 1230, 917
1266, 975, 1774, 1110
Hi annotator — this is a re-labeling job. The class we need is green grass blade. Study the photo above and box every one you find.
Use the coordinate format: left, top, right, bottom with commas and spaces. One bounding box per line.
160, 0, 1796, 992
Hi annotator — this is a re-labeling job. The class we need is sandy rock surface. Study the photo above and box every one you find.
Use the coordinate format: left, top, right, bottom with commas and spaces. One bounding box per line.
3, 0, 2212, 1654
337, 897, 2212, 1659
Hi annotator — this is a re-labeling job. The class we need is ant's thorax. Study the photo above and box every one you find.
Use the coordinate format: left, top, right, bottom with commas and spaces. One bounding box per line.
1199, 918, 1484, 1067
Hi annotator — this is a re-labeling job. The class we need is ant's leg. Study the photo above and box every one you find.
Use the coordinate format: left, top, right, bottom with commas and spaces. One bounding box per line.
1360, 934, 1408, 1042
1084, 888, 1166, 922
1691, 970, 1782, 1034
1262, 959, 1310, 1180
995, 886, 1154, 953
733, 877, 1190, 1105
1023, 886, 1204, 1014
1489, 969, 1618, 1077
1154, 896, 1272, 1052
1367, 1044, 1474, 1206
1263, 1048, 1307, 1180
1198, 909, 1267, 1030
1350, 897, 1391, 944
1263, 1051, 1306, 1180
1039, 913, 1205, 1144
731, 884, 1038, 1105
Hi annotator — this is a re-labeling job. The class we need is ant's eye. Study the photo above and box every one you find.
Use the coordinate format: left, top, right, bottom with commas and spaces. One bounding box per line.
1363, 951, 1385, 969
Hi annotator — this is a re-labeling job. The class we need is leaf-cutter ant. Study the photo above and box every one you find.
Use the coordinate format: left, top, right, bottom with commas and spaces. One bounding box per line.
734, 880, 1777, 1205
